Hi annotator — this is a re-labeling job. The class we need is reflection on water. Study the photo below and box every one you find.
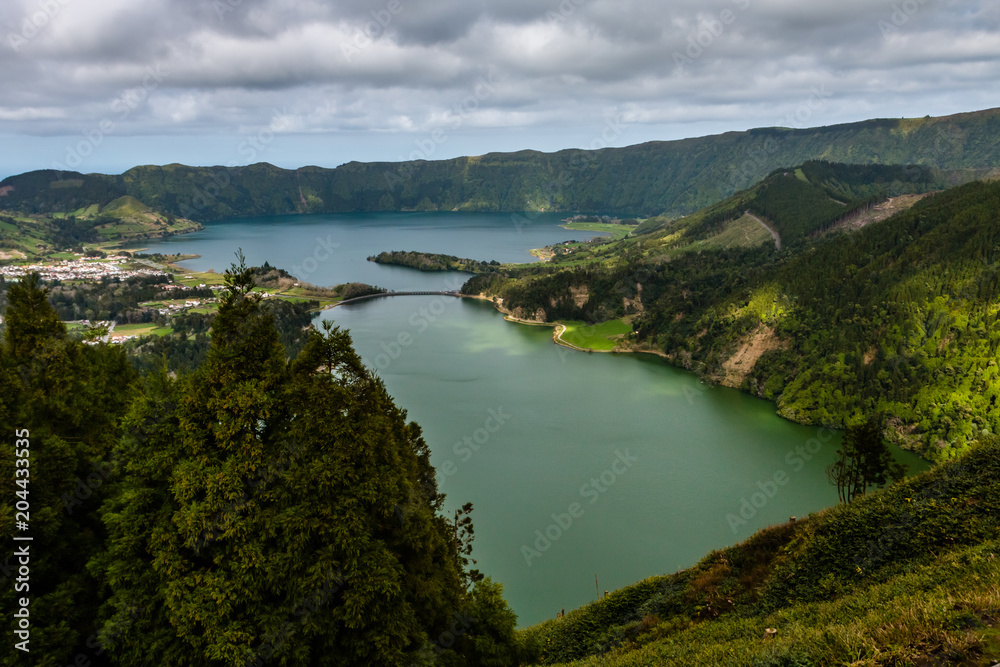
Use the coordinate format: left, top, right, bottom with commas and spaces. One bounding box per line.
324, 297, 924, 626
145, 212, 927, 627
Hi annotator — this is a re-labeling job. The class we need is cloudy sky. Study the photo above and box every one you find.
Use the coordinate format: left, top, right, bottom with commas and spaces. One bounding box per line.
0, 0, 997, 178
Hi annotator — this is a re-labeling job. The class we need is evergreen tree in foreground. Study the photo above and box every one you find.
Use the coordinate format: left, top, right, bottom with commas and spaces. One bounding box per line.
96, 255, 518, 665
0, 274, 136, 666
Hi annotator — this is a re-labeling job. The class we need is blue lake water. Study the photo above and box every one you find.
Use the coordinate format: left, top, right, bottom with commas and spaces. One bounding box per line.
143, 213, 927, 626
142, 211, 595, 291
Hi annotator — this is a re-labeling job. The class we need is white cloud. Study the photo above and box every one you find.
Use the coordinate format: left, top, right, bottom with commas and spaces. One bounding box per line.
0, 0, 996, 173
0, 106, 66, 121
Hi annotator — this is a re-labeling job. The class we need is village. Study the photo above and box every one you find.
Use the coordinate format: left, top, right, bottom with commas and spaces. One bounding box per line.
0, 250, 328, 350
0, 255, 261, 345
0, 255, 170, 282
74, 278, 278, 344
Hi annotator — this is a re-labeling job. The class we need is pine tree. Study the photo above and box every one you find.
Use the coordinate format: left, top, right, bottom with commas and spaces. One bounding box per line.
826, 416, 907, 503
98, 255, 508, 665
0, 273, 135, 666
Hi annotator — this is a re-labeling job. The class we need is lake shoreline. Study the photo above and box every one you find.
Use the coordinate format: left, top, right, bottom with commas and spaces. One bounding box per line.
468, 292, 844, 436
323, 292, 866, 627
466, 292, 673, 361
461, 293, 939, 467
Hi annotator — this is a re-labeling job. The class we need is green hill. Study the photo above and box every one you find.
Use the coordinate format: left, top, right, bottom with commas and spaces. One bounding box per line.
463, 169, 1000, 461
3, 108, 1000, 222
637, 161, 945, 249
498, 160, 1000, 665
0, 204, 201, 259
0, 169, 127, 214
517, 437, 1000, 666
0, 172, 204, 257
101, 194, 153, 218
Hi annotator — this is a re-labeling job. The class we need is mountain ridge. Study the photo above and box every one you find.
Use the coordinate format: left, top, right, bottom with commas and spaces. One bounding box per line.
2, 107, 1000, 221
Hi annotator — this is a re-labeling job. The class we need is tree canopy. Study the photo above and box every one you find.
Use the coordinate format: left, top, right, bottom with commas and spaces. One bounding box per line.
1, 273, 136, 665
93, 255, 516, 665
0, 258, 519, 666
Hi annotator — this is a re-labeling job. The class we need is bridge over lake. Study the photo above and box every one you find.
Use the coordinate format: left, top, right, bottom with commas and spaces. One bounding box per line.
332, 290, 465, 307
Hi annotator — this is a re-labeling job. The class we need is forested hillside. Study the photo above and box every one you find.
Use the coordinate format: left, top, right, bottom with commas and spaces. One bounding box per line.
3, 108, 1000, 221
641, 161, 944, 247
464, 172, 1000, 461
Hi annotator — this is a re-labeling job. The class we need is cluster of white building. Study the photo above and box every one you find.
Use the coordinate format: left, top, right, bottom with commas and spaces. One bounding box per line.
152, 298, 217, 316
0, 256, 168, 282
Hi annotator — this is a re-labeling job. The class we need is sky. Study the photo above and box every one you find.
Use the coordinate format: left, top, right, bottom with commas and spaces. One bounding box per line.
0, 0, 997, 179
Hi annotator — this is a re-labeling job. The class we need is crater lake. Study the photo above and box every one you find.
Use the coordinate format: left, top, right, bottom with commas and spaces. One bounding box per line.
142, 212, 926, 626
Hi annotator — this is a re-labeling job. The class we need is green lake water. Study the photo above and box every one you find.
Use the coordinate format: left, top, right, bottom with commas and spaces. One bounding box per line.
143, 213, 928, 626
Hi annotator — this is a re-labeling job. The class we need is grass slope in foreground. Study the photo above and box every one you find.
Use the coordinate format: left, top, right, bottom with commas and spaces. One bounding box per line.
518, 438, 1000, 666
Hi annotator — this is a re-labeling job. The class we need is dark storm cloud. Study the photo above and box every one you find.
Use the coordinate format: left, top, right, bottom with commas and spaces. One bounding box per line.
0, 0, 996, 156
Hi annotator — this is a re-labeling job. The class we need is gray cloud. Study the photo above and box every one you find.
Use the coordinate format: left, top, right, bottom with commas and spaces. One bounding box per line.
0, 0, 996, 173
